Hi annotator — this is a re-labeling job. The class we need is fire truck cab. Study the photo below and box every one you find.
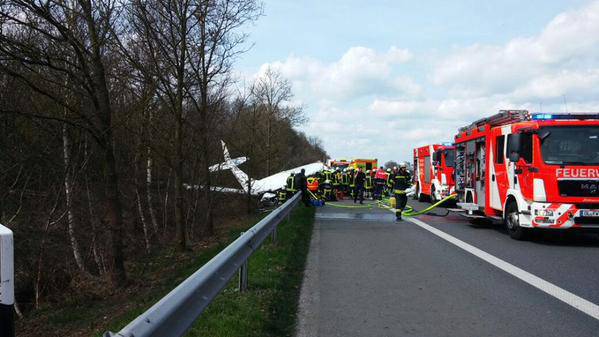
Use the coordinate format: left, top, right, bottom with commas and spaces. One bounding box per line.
454, 110, 599, 239
413, 144, 455, 202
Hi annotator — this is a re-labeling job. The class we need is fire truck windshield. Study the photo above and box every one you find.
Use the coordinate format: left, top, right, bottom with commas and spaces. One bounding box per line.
540, 126, 599, 165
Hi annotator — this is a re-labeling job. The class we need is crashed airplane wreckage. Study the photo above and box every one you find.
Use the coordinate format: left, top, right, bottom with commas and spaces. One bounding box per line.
185, 141, 326, 202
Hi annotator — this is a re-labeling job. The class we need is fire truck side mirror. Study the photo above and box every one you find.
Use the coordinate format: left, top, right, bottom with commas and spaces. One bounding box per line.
507, 133, 522, 153
509, 152, 520, 163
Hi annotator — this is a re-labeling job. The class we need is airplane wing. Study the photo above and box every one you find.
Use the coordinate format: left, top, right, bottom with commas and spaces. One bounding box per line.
209, 157, 248, 172
184, 183, 246, 195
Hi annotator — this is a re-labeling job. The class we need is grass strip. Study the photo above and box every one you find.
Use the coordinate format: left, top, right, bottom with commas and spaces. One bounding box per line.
188, 206, 315, 337
101, 205, 315, 337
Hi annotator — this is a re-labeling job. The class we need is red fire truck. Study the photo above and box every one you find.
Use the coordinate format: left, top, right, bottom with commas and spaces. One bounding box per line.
413, 144, 455, 203
454, 110, 599, 239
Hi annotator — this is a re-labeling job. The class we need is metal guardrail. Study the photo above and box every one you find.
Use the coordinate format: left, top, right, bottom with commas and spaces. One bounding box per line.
104, 193, 301, 337
0, 224, 15, 337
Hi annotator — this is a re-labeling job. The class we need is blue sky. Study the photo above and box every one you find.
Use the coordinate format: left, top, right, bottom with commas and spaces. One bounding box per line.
237, 0, 599, 164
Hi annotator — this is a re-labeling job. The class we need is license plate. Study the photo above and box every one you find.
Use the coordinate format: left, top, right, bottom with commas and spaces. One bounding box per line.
580, 209, 599, 217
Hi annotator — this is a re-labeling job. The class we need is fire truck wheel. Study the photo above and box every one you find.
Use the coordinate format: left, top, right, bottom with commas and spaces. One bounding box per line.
505, 201, 529, 240
416, 185, 426, 202
412, 184, 419, 200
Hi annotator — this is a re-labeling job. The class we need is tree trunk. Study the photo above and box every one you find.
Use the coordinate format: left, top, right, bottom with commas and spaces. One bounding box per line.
163, 170, 171, 236
266, 115, 271, 176
35, 219, 51, 309
202, 152, 214, 237
174, 9, 188, 250
146, 145, 159, 234
83, 0, 127, 286
136, 188, 151, 253
200, 100, 213, 237
86, 177, 105, 275
174, 110, 186, 249
104, 142, 127, 286
62, 122, 86, 272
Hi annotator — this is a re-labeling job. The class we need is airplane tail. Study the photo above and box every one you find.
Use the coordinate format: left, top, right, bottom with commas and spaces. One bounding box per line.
219, 141, 251, 193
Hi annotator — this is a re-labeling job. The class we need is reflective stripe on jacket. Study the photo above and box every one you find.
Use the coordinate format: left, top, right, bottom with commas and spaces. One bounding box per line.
365, 176, 373, 189
286, 175, 296, 191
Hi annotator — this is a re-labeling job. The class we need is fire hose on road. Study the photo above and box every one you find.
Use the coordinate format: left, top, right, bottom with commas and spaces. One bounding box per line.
308, 188, 456, 215
377, 194, 457, 217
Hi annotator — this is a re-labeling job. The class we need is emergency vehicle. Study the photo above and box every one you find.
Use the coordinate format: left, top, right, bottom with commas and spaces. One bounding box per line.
329, 159, 378, 171
349, 159, 378, 171
413, 144, 455, 203
453, 110, 599, 239
329, 159, 350, 171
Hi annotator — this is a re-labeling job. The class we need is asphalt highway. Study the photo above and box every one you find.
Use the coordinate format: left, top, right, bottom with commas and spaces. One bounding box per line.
295, 198, 599, 337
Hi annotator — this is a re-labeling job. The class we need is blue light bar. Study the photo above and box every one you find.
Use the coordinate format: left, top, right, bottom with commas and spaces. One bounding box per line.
531, 113, 599, 120
532, 113, 553, 120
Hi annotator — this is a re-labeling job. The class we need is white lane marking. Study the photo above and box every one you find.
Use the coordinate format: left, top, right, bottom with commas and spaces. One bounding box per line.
406, 216, 599, 321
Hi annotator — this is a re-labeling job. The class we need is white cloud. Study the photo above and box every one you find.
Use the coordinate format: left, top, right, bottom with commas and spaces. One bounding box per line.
369, 99, 435, 119
258, 46, 416, 101
512, 69, 599, 102
369, 96, 518, 122
433, 1, 599, 101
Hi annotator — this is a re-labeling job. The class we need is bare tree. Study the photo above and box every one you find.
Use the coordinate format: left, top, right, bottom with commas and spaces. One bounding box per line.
0, 0, 128, 285
252, 66, 305, 175
384, 161, 399, 170
188, 0, 262, 235
126, 0, 261, 241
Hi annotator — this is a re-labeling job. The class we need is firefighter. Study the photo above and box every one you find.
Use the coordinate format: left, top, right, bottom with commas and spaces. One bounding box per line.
374, 166, 386, 200
286, 173, 297, 199
323, 169, 333, 182
348, 167, 356, 199
331, 168, 340, 199
364, 170, 373, 199
341, 169, 349, 196
320, 170, 331, 195
353, 167, 366, 204
277, 190, 287, 204
385, 168, 393, 196
321, 178, 333, 201
393, 163, 412, 220
307, 176, 320, 195
295, 169, 310, 207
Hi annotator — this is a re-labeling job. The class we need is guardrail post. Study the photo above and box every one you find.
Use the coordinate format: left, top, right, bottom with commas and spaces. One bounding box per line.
238, 232, 248, 292
271, 225, 277, 243
238, 260, 248, 292
1, 224, 15, 337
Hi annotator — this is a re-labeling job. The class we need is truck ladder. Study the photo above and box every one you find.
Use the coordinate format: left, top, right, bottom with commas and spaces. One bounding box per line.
459, 110, 530, 133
